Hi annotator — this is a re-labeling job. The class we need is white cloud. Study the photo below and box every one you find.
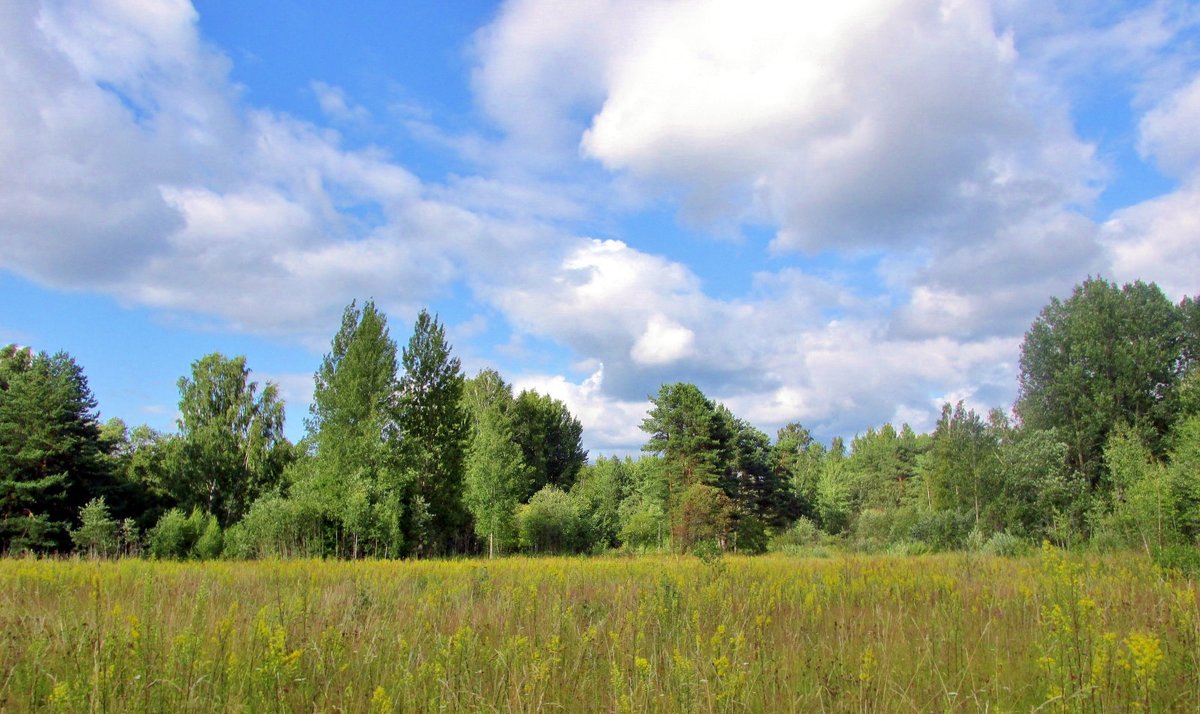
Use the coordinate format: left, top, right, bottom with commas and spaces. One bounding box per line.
311, 81, 370, 124
476, 0, 1100, 252
512, 364, 649, 455
1103, 70, 1200, 301
630, 314, 695, 366
1140, 74, 1200, 180
5, 0, 1196, 455
1104, 186, 1200, 301
0, 0, 569, 345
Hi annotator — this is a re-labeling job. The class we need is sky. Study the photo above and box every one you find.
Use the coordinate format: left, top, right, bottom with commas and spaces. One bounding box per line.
2, 0, 1199, 456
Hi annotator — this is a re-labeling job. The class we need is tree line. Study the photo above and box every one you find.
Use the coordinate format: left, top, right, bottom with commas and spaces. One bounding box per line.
2, 277, 1199, 559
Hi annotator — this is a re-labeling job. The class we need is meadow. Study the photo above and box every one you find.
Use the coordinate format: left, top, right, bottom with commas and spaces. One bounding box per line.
1, 547, 1197, 712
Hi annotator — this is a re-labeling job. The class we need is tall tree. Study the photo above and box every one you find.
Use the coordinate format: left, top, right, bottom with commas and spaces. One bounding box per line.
305, 300, 403, 557
771, 422, 822, 519
396, 310, 469, 554
720, 410, 797, 529
920, 403, 994, 521
640, 382, 729, 502
1017, 278, 1183, 481
171, 353, 290, 527
511, 390, 587, 494
0, 346, 112, 552
463, 395, 531, 557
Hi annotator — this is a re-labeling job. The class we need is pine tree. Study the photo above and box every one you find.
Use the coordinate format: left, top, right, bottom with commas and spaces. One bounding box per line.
396, 310, 469, 555
0, 345, 112, 552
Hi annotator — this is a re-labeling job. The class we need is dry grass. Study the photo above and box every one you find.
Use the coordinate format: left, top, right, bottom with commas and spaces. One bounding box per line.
1, 547, 1197, 712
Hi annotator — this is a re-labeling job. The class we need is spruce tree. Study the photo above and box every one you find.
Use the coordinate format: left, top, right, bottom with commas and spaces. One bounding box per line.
396, 310, 469, 555
0, 345, 112, 552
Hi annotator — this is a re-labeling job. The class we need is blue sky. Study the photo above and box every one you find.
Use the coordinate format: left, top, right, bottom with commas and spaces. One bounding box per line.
2, 0, 1199, 454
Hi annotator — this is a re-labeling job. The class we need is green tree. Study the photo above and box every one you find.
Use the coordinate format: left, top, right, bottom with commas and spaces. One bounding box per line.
815, 438, 852, 534
720, 411, 798, 529
171, 354, 291, 527
640, 383, 729, 503
1168, 414, 1200, 542
771, 423, 823, 519
517, 485, 587, 554
1101, 423, 1177, 552
511, 390, 587, 494
984, 418, 1084, 543
397, 310, 469, 554
71, 496, 118, 558
671, 483, 734, 553
463, 394, 531, 557
845, 424, 922, 511
920, 403, 994, 523
0, 346, 113, 552
570, 456, 632, 550
303, 300, 404, 558
1018, 278, 1184, 482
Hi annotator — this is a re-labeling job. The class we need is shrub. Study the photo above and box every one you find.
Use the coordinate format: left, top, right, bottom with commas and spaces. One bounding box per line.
1151, 544, 1200, 576
194, 516, 224, 559
671, 484, 733, 553
71, 497, 118, 558
148, 507, 219, 559
769, 517, 824, 551
517, 486, 587, 554
980, 531, 1030, 557
733, 514, 768, 554
617, 496, 667, 551
222, 492, 327, 559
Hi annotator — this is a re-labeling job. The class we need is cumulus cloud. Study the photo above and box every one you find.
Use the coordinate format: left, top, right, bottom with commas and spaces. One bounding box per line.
630, 315, 695, 366
1104, 71, 1200, 301
512, 365, 649, 456
477, 0, 1100, 253
5, 0, 1196, 455
0, 0, 569, 344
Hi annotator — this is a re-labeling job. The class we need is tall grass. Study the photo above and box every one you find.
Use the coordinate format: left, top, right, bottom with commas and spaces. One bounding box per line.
1, 548, 1196, 712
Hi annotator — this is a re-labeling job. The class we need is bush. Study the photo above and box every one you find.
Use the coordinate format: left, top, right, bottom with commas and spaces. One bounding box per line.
733, 514, 768, 554
517, 486, 587, 554
148, 508, 220, 559
769, 517, 824, 551
980, 531, 1030, 557
671, 484, 733, 553
1151, 544, 1200, 577
222, 492, 328, 559
617, 496, 667, 552
195, 516, 224, 559
148, 509, 193, 559
71, 497, 118, 558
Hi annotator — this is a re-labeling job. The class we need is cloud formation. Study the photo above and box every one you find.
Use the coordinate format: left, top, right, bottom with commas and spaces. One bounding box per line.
2, 0, 1198, 453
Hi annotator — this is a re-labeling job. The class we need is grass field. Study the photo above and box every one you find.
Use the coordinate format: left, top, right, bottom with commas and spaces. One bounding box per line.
1, 547, 1197, 712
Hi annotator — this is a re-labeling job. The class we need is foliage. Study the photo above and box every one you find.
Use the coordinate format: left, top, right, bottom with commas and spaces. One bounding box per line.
511, 389, 587, 493
617, 494, 667, 551
641, 382, 729, 496
463, 388, 531, 556
1017, 278, 1185, 481
397, 310, 469, 555
570, 456, 631, 550
302, 300, 404, 558
979, 531, 1031, 557
147, 507, 220, 560
516, 485, 587, 554
1095, 423, 1178, 553
0, 345, 113, 553
171, 353, 291, 527
671, 483, 734, 553
70, 497, 119, 558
